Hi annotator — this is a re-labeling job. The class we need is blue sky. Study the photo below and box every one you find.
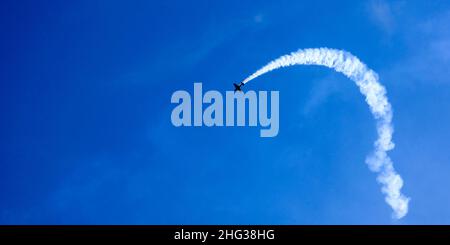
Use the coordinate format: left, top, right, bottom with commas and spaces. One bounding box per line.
1, 0, 450, 224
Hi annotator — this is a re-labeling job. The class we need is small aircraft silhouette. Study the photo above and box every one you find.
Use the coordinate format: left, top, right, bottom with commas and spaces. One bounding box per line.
233, 82, 244, 92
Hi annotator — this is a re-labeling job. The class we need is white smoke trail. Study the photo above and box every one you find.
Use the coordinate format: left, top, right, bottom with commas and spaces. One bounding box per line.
242, 48, 410, 219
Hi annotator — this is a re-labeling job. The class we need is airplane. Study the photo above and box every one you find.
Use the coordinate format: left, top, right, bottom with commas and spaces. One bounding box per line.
233, 82, 244, 92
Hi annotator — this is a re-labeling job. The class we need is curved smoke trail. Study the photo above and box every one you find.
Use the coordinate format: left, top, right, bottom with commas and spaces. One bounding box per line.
242, 48, 410, 219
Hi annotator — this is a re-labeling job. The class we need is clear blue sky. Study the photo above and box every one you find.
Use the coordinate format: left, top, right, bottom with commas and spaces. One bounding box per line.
1, 0, 450, 224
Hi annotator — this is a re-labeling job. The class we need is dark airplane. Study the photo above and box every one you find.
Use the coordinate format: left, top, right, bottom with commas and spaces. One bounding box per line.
233, 82, 244, 92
